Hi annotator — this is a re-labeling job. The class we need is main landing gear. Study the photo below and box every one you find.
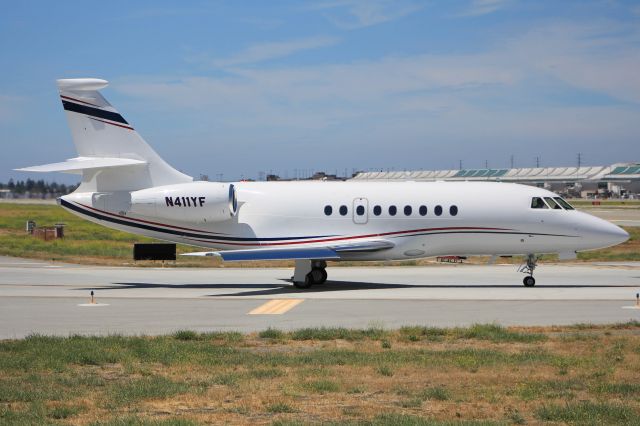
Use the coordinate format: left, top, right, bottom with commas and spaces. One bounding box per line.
292, 260, 327, 289
519, 254, 538, 287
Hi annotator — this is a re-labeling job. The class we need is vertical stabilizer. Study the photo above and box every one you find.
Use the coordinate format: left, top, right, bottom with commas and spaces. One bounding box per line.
57, 78, 192, 191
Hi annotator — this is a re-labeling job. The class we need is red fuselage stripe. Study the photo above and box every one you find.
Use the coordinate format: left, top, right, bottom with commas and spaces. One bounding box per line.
74, 201, 510, 246
77, 202, 224, 235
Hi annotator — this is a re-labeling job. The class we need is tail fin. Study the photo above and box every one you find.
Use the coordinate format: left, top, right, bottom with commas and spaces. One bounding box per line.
18, 78, 191, 191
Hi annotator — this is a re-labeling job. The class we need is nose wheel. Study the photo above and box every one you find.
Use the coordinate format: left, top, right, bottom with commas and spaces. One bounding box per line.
519, 254, 538, 287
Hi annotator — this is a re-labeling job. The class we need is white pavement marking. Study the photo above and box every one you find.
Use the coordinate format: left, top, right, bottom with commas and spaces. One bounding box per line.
77, 303, 110, 307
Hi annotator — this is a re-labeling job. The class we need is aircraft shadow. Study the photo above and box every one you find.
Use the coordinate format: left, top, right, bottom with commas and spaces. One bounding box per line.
72, 280, 640, 298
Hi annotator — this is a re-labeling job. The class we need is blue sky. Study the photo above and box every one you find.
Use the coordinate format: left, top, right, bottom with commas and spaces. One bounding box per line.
1, 0, 639, 183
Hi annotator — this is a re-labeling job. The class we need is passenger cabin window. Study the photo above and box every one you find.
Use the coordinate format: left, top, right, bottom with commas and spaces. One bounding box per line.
339, 205, 348, 216
419, 205, 427, 216
373, 205, 382, 216
450, 205, 458, 216
389, 205, 397, 216
356, 205, 365, 216
544, 197, 563, 210
324, 205, 332, 216
554, 197, 575, 210
531, 197, 548, 209
404, 205, 412, 216
434, 205, 443, 216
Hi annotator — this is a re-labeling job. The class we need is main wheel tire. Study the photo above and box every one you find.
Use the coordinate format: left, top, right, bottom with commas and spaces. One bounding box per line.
523, 276, 536, 287
315, 268, 328, 284
293, 275, 313, 289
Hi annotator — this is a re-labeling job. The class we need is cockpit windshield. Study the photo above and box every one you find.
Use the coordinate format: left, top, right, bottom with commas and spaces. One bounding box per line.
544, 197, 563, 209
531, 197, 548, 209
531, 196, 575, 210
554, 197, 575, 210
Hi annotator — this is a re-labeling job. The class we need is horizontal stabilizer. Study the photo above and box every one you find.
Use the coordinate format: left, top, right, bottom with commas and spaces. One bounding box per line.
181, 240, 394, 261
15, 157, 147, 174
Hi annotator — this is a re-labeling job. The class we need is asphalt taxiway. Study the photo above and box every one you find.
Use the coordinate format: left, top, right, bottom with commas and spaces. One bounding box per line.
1, 256, 639, 338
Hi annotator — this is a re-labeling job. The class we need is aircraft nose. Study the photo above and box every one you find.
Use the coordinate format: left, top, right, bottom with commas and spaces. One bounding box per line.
608, 223, 630, 245
579, 214, 630, 248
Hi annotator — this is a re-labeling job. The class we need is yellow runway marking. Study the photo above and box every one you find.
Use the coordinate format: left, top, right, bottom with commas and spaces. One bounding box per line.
248, 299, 304, 315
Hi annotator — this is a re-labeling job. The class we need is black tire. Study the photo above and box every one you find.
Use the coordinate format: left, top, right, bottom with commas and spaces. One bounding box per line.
523, 276, 536, 287
315, 268, 328, 284
293, 275, 313, 289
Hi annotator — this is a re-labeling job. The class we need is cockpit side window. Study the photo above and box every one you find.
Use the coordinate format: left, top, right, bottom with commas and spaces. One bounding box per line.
544, 197, 563, 209
531, 197, 548, 209
554, 197, 575, 210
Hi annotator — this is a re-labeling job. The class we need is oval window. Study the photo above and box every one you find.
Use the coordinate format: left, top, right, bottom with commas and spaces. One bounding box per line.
434, 205, 443, 216
356, 205, 365, 216
450, 205, 458, 216
339, 205, 348, 216
404, 205, 412, 216
419, 205, 427, 216
373, 205, 382, 216
324, 205, 332, 216
389, 205, 397, 216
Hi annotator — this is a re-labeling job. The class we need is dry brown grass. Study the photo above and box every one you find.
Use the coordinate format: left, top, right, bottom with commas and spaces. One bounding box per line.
1, 324, 640, 425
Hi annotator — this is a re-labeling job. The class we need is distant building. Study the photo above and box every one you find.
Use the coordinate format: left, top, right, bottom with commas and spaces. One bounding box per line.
351, 163, 640, 198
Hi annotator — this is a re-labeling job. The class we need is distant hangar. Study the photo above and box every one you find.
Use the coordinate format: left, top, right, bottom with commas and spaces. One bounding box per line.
352, 163, 640, 198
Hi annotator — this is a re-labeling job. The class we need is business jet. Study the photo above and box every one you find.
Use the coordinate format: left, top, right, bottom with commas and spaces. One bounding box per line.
17, 78, 629, 288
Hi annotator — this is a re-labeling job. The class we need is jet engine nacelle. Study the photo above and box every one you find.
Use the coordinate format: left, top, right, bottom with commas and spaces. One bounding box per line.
130, 182, 237, 223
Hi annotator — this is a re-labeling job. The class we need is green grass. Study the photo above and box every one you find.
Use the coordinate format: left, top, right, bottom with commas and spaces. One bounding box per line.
519, 379, 585, 400
592, 382, 640, 396
291, 325, 387, 341
419, 386, 451, 401
454, 324, 547, 342
536, 401, 637, 424
90, 418, 199, 426
398, 324, 546, 343
259, 327, 286, 339
275, 414, 502, 426
0, 203, 192, 264
303, 379, 341, 393
1, 324, 640, 424
107, 376, 188, 407
352, 413, 505, 426
251, 324, 547, 349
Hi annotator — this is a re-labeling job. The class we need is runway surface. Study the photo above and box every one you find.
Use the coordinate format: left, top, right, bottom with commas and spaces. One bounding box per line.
2, 256, 639, 338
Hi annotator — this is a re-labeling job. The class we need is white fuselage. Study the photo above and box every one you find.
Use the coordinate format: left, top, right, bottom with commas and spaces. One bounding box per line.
59, 180, 629, 261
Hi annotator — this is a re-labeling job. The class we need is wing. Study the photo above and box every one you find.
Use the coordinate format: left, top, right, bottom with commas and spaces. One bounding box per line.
181, 240, 394, 261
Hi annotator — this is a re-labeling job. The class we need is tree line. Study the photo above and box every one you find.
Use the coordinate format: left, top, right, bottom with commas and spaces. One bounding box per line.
0, 179, 79, 195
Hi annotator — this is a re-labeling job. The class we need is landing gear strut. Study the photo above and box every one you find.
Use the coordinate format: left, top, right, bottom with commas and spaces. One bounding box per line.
519, 254, 538, 287
292, 260, 327, 289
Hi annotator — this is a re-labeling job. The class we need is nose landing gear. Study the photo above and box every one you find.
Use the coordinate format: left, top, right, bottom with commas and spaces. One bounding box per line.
292, 259, 327, 289
519, 254, 538, 287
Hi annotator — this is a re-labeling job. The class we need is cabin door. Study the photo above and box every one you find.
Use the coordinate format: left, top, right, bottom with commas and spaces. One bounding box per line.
352, 197, 368, 224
